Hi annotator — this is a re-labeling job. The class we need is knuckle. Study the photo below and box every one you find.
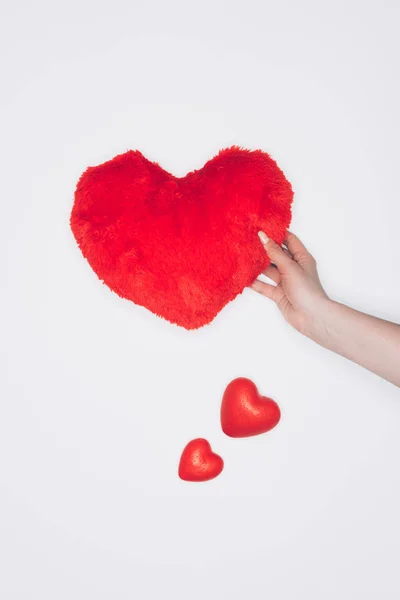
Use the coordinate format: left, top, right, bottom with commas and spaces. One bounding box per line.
295, 250, 316, 266
268, 240, 282, 253
267, 241, 278, 254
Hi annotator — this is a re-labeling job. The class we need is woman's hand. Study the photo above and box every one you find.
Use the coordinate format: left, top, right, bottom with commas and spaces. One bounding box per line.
250, 231, 330, 335
250, 230, 400, 387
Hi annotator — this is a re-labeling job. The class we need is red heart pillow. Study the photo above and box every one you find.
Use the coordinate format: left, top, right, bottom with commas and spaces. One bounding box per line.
70, 147, 293, 329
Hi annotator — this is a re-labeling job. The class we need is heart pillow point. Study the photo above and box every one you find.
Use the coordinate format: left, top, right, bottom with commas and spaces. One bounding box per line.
178, 438, 224, 482
220, 377, 281, 438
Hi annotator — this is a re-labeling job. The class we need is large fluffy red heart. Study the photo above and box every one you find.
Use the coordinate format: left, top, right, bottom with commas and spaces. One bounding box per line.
70, 147, 293, 329
178, 438, 224, 482
221, 378, 281, 438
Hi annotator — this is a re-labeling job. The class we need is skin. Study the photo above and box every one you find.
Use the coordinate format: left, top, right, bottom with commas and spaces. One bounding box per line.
250, 231, 400, 388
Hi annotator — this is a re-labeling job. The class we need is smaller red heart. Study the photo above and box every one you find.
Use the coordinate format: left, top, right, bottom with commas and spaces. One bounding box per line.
221, 378, 281, 438
178, 438, 224, 482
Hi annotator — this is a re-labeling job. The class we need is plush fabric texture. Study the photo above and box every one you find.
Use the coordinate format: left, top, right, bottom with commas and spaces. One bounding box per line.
70, 147, 293, 329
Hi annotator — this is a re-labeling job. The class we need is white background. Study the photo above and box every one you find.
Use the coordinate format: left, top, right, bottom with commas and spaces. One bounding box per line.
1, 1, 400, 598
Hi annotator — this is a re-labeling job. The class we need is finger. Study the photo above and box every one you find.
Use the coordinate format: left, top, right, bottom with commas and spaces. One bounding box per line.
284, 231, 308, 256
258, 231, 295, 273
249, 279, 276, 301
284, 231, 316, 269
282, 242, 293, 257
262, 265, 281, 284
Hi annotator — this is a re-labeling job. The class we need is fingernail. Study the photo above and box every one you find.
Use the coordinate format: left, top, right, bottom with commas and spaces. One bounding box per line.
258, 231, 269, 244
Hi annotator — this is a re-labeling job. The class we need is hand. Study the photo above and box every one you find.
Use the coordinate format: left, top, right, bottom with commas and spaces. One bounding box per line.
250, 230, 400, 387
250, 231, 330, 335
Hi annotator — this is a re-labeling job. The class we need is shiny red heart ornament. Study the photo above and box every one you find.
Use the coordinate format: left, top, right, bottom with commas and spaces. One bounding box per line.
70, 147, 293, 329
221, 377, 281, 438
178, 438, 224, 482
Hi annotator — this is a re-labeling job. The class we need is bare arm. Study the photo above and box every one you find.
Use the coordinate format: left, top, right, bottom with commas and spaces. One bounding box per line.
250, 231, 400, 387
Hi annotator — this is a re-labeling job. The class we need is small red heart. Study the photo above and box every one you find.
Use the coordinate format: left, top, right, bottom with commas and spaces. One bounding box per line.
178, 438, 224, 482
70, 147, 293, 329
221, 377, 281, 438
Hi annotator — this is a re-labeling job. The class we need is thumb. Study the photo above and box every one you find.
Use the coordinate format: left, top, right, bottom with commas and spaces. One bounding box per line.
258, 231, 294, 273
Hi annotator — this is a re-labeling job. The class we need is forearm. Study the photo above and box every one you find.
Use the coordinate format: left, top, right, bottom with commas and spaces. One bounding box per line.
303, 299, 400, 387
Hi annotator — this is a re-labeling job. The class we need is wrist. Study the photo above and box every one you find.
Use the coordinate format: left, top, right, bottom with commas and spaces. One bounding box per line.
298, 297, 338, 344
